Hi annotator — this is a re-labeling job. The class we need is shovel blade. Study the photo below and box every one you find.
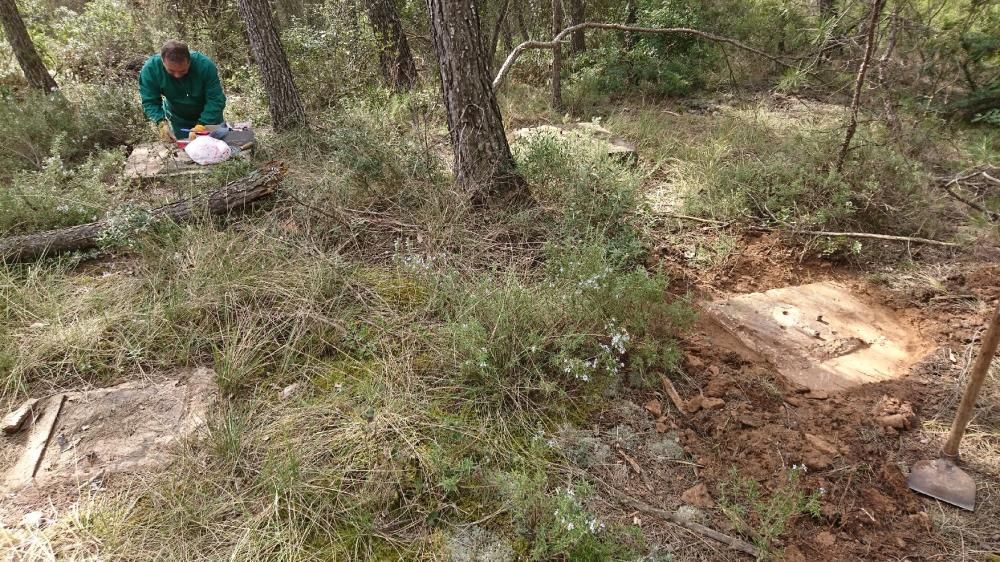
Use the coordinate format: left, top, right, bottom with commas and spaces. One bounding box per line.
908, 458, 976, 511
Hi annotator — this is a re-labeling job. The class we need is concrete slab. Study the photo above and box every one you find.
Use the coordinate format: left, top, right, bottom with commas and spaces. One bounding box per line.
705, 282, 932, 391
1, 367, 217, 517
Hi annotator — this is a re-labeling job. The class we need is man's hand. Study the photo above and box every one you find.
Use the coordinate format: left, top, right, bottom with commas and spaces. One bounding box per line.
158, 120, 175, 142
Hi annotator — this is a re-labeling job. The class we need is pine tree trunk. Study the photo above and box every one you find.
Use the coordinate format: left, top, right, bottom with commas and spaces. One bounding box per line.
365, 0, 418, 92
0, 0, 57, 91
236, 0, 307, 130
550, 0, 563, 111
426, 0, 526, 206
486, 0, 511, 73
513, 0, 530, 41
568, 0, 585, 53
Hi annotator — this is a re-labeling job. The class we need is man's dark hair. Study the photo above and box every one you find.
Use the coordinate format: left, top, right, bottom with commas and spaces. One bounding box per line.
160, 40, 191, 64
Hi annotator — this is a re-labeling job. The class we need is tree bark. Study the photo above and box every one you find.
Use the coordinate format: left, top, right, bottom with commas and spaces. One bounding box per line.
0, 162, 287, 262
568, 0, 584, 53
0, 0, 57, 91
834, 0, 885, 173
365, 0, 419, 92
513, 0, 530, 41
236, 0, 307, 130
486, 0, 511, 73
550, 0, 563, 111
426, 0, 527, 206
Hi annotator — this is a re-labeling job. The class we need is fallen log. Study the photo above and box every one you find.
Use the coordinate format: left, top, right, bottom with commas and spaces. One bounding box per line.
0, 161, 287, 262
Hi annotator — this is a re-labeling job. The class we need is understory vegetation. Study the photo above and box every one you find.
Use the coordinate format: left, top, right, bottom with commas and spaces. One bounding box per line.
0, 0, 997, 559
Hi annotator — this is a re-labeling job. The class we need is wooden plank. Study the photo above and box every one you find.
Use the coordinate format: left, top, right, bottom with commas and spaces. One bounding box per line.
2, 394, 65, 491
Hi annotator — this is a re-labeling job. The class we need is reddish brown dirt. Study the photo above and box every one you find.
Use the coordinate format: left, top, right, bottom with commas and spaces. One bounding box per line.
586, 232, 1000, 560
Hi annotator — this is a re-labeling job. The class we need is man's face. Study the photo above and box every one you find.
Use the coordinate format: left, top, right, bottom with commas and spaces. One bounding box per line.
163, 57, 190, 79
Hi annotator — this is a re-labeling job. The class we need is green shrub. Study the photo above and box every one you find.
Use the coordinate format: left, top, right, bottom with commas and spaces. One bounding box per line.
500, 475, 637, 560
0, 146, 120, 235
0, 85, 144, 178
566, 0, 715, 101
682, 116, 958, 239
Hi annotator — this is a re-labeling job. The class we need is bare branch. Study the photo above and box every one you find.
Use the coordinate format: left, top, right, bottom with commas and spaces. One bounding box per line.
493, 22, 799, 90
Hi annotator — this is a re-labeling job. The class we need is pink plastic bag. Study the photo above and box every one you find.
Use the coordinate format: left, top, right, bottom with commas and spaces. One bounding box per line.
184, 136, 232, 165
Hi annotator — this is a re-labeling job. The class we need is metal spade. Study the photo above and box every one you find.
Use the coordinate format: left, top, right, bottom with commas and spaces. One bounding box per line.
908, 302, 1000, 511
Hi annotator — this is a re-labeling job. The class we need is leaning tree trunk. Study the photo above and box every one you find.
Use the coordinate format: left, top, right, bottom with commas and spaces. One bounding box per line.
427, 0, 526, 206
236, 0, 307, 130
365, 0, 418, 92
0, 0, 57, 91
568, 0, 585, 53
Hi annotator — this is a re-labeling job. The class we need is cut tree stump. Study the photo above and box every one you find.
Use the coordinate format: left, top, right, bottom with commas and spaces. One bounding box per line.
0, 161, 287, 262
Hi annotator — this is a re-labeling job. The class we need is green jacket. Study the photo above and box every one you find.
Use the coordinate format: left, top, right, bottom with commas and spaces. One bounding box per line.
139, 51, 226, 127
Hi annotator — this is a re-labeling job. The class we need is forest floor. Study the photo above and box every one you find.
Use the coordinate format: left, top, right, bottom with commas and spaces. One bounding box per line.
1, 89, 998, 560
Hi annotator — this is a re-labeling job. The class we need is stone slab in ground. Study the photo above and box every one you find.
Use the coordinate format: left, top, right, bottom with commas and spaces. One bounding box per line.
511, 122, 637, 163
705, 281, 931, 391
0, 367, 217, 520
124, 125, 256, 179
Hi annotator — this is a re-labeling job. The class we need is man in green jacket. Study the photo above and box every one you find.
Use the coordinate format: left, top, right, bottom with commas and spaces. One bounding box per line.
139, 40, 226, 141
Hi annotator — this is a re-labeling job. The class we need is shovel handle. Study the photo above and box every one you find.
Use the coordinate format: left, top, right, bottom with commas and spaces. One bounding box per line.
943, 302, 1000, 459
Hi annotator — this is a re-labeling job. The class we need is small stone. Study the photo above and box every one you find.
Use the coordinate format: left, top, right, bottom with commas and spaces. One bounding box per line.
815, 531, 836, 547
685, 354, 705, 370
673, 505, 705, 524
20, 511, 44, 528
681, 482, 716, 508
3, 398, 39, 434
701, 397, 725, 410
280, 382, 305, 401
806, 389, 829, 400
686, 395, 703, 413
644, 399, 663, 418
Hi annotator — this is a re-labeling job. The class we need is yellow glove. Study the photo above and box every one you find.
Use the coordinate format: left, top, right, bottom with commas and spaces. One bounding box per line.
158, 120, 174, 142
188, 123, 207, 140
